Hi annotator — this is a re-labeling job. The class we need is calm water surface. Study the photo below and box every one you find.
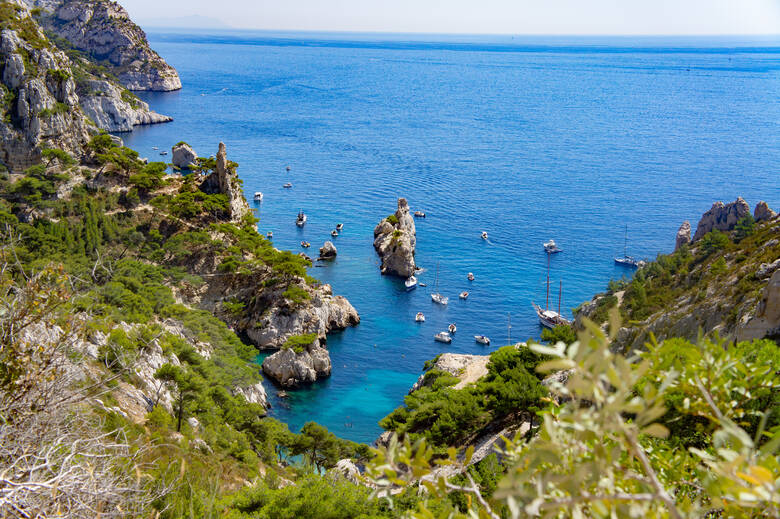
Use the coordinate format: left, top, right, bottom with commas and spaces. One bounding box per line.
119, 32, 780, 443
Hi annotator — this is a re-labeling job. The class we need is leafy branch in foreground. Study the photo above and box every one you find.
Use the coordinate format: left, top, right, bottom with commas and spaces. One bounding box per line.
367, 309, 779, 518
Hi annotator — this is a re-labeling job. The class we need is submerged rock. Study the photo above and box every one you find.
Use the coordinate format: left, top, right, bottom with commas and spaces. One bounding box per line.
262, 337, 332, 387
754, 201, 777, 222
692, 197, 751, 241
319, 241, 337, 260
172, 142, 197, 169
675, 221, 691, 251
373, 198, 417, 277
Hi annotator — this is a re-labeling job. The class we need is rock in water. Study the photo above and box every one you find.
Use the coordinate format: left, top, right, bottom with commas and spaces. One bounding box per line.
319, 241, 337, 260
675, 221, 691, 251
754, 201, 777, 222
373, 197, 417, 277
172, 142, 197, 169
262, 337, 332, 387
692, 197, 751, 241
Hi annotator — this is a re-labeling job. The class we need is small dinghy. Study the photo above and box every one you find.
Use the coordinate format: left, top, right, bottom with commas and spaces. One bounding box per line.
414, 211, 426, 218
459, 291, 469, 299
266, 231, 273, 238
474, 335, 490, 345
415, 312, 425, 323
434, 331, 452, 344
481, 231, 488, 240
330, 230, 339, 237
152, 146, 159, 150
336, 223, 344, 231
283, 182, 293, 188
405, 276, 417, 291
301, 241, 311, 248
286, 165, 291, 172
253, 192, 264, 201
296, 210, 307, 227
448, 323, 457, 334
467, 272, 475, 281
159, 151, 168, 156
419, 283, 427, 287
544, 239, 562, 254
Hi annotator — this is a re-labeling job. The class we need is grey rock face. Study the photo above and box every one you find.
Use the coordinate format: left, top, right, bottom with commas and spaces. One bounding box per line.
200, 142, 250, 222
675, 221, 691, 251
79, 79, 172, 132
171, 142, 197, 169
373, 197, 417, 277
261, 338, 332, 388
754, 201, 777, 223
319, 240, 337, 260
692, 197, 751, 241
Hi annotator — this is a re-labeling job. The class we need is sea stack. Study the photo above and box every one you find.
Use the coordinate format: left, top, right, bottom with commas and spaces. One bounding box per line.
319, 241, 337, 260
675, 221, 691, 251
373, 198, 417, 277
200, 142, 250, 222
172, 142, 197, 169
262, 336, 332, 388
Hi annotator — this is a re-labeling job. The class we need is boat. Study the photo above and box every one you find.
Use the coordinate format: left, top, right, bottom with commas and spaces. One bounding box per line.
419, 283, 427, 287
434, 331, 452, 344
283, 183, 293, 188
266, 231, 273, 238
431, 262, 448, 305
286, 165, 291, 171
277, 390, 288, 398
405, 276, 418, 291
481, 231, 488, 240
152, 146, 158, 150
301, 241, 311, 248
331, 230, 339, 237
414, 211, 426, 218
448, 323, 457, 334
467, 272, 475, 281
459, 291, 469, 299
544, 239, 562, 254
253, 192, 263, 201
296, 210, 307, 227
336, 223, 344, 231
532, 253, 572, 329
159, 151, 168, 156
415, 312, 425, 322
614, 225, 641, 268
474, 335, 490, 345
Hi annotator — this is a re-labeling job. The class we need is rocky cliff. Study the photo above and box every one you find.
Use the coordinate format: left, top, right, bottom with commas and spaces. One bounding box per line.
30, 0, 182, 91
692, 197, 751, 241
373, 197, 417, 277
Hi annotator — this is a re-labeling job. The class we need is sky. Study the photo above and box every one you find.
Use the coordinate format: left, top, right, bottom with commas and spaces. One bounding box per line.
119, 0, 780, 35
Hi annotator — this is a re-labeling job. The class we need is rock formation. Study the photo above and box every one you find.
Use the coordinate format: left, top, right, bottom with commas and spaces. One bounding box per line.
409, 353, 490, 393
200, 142, 249, 222
78, 79, 171, 132
171, 142, 197, 169
737, 269, 780, 342
373, 197, 417, 277
675, 221, 691, 251
692, 197, 751, 241
261, 337, 332, 388
754, 201, 777, 222
318, 241, 337, 260
34, 0, 182, 91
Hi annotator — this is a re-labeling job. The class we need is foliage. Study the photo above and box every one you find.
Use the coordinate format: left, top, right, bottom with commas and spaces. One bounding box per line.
700, 229, 730, 257
281, 332, 318, 354
292, 422, 371, 472
386, 214, 398, 225
541, 323, 576, 345
282, 283, 311, 307
734, 214, 756, 242
41, 147, 75, 166
128, 161, 167, 192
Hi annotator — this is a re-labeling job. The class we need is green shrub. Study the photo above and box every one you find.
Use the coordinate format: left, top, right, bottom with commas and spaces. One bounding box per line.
700, 229, 730, 256
386, 214, 398, 225
281, 333, 317, 354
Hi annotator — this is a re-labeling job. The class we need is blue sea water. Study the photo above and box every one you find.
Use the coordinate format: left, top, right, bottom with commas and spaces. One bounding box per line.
118, 31, 780, 443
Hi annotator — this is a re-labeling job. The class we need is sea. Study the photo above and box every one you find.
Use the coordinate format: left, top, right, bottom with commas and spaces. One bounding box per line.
117, 31, 780, 443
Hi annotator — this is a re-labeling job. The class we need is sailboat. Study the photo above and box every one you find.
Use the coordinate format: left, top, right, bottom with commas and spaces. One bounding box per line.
614, 225, 640, 267
532, 253, 572, 329
431, 262, 448, 305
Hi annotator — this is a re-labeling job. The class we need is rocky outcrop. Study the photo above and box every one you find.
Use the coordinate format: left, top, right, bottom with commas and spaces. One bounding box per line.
262, 337, 331, 388
78, 79, 171, 132
319, 241, 337, 260
247, 284, 359, 349
171, 142, 197, 169
737, 269, 780, 342
754, 201, 777, 223
410, 353, 490, 393
675, 221, 691, 251
373, 198, 417, 277
692, 197, 751, 241
200, 142, 249, 222
232, 381, 269, 409
0, 14, 93, 170
36, 0, 182, 91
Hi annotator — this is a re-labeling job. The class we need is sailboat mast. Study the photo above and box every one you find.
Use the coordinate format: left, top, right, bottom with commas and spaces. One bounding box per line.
546, 253, 550, 310
624, 225, 628, 258
558, 280, 562, 315
507, 313, 511, 345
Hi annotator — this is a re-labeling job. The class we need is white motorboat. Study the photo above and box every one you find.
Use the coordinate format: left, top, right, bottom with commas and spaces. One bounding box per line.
253, 192, 263, 201
336, 223, 344, 231
467, 272, 475, 281
266, 231, 273, 238
296, 210, 307, 227
431, 262, 448, 305
283, 182, 293, 188
331, 230, 339, 237
459, 291, 469, 299
481, 231, 488, 240
415, 312, 425, 322
544, 239, 562, 254
159, 151, 168, 156
405, 276, 418, 291
474, 335, 490, 345
414, 211, 426, 218
448, 323, 457, 334
152, 146, 158, 150
434, 331, 452, 344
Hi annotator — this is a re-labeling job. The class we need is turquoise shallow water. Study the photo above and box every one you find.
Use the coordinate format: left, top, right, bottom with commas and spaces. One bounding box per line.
118, 32, 780, 443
